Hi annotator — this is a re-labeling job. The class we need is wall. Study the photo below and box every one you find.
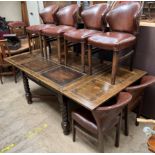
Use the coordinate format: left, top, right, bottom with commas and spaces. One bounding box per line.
134, 26, 155, 119
0, 1, 22, 21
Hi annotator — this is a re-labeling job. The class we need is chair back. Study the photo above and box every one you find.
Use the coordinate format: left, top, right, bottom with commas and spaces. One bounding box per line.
106, 1, 143, 35
0, 40, 10, 65
125, 75, 155, 110
56, 4, 79, 27
81, 3, 110, 31
39, 5, 59, 24
92, 92, 132, 133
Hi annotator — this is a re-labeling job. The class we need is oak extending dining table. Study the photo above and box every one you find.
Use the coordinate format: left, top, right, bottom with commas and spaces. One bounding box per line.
5, 50, 147, 135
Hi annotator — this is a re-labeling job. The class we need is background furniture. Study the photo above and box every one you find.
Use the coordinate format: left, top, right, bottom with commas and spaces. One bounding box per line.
72, 92, 132, 152
124, 75, 155, 136
0, 40, 17, 84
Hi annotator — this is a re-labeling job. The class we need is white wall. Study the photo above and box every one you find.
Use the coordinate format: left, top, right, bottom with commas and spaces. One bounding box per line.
0, 1, 22, 21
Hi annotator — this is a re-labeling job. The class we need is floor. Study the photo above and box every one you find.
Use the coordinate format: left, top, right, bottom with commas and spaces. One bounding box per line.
0, 75, 153, 153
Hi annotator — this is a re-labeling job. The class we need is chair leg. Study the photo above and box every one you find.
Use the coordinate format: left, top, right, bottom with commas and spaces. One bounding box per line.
39, 33, 44, 57
111, 51, 119, 85
13, 66, 17, 83
115, 113, 122, 147
98, 133, 104, 153
43, 36, 48, 59
81, 42, 85, 73
88, 44, 92, 75
27, 32, 32, 54
72, 119, 76, 142
64, 39, 68, 66
124, 105, 129, 136
57, 36, 61, 64
135, 98, 143, 126
0, 66, 3, 84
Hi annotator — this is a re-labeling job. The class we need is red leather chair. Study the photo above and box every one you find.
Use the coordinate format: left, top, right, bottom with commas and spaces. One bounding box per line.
124, 75, 155, 136
41, 4, 79, 64
72, 92, 132, 152
87, 2, 143, 84
63, 3, 110, 72
26, 5, 59, 55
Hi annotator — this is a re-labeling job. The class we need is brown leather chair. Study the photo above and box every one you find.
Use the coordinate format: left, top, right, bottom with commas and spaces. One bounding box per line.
87, 2, 143, 84
63, 3, 110, 72
41, 4, 79, 64
8, 21, 26, 38
0, 40, 17, 84
26, 5, 59, 55
124, 75, 155, 136
72, 92, 132, 152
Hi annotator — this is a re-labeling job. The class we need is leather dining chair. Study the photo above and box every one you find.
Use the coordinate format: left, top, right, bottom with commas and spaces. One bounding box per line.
124, 75, 155, 136
87, 2, 143, 84
72, 92, 132, 152
63, 3, 110, 72
26, 5, 59, 55
0, 40, 17, 84
41, 4, 80, 64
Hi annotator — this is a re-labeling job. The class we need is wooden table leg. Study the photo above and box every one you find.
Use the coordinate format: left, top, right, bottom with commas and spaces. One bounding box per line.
58, 94, 70, 135
22, 72, 32, 104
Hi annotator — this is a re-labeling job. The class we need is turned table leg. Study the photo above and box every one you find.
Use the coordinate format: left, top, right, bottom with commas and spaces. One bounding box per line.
22, 72, 32, 104
58, 94, 70, 135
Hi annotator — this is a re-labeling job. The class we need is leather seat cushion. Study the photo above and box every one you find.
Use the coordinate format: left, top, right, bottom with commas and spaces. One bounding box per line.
41, 25, 76, 36
8, 21, 26, 27
64, 29, 102, 42
72, 108, 98, 135
88, 32, 136, 51
26, 24, 55, 33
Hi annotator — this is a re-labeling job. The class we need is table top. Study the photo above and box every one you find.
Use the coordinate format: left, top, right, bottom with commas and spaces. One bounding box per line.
6, 51, 147, 110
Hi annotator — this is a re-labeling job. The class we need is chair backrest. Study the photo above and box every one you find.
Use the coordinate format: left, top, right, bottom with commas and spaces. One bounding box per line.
81, 3, 110, 31
106, 1, 143, 35
125, 75, 155, 110
39, 5, 59, 24
56, 4, 79, 27
0, 40, 10, 65
92, 92, 132, 133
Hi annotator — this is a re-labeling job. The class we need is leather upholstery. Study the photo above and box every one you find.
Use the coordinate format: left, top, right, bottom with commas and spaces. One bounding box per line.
72, 92, 132, 136
81, 3, 110, 31
8, 21, 26, 27
56, 4, 79, 27
64, 29, 101, 42
125, 75, 155, 110
26, 24, 55, 33
39, 5, 59, 24
88, 32, 136, 51
41, 25, 76, 36
106, 2, 143, 35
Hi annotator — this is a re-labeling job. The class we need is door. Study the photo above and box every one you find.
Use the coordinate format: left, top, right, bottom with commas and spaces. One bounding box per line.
26, 1, 42, 25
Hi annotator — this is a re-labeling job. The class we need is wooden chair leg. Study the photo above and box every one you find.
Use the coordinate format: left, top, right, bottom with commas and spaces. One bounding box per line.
57, 36, 61, 64
135, 98, 143, 126
115, 113, 122, 147
39, 33, 44, 57
130, 47, 136, 71
0, 66, 3, 84
98, 133, 104, 153
27, 32, 32, 53
64, 39, 68, 66
88, 44, 92, 75
124, 105, 129, 136
13, 66, 17, 83
111, 51, 119, 85
81, 42, 85, 73
43, 36, 48, 59
72, 119, 76, 142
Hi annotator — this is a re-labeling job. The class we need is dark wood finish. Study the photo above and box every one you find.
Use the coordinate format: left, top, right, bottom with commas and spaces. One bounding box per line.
5, 50, 146, 134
